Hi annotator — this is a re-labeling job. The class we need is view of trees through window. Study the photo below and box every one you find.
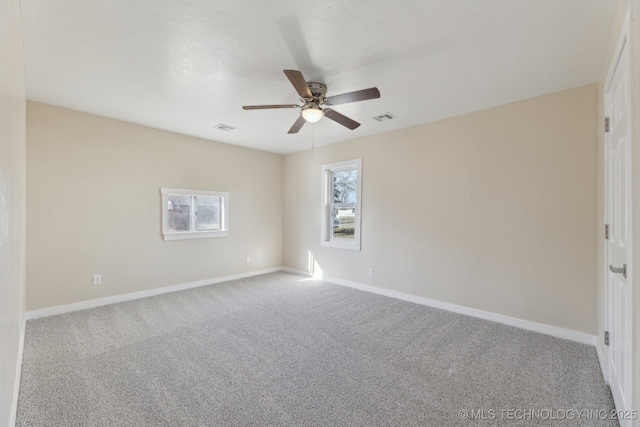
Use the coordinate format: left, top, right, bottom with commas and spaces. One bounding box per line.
167, 195, 221, 232
331, 169, 357, 239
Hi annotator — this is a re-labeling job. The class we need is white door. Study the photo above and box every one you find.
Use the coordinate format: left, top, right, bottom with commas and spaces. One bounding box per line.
604, 11, 633, 425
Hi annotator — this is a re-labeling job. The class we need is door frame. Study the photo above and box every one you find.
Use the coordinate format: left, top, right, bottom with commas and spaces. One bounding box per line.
602, 5, 634, 419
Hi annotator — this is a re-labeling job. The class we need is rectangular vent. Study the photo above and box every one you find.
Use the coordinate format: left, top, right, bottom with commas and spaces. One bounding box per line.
372, 113, 396, 122
214, 123, 237, 132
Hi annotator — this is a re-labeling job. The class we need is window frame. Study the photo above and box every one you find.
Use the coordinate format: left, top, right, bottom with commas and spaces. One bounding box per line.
321, 159, 362, 250
161, 188, 229, 240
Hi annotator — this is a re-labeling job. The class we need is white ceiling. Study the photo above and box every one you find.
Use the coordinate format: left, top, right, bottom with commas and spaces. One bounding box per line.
21, 0, 618, 154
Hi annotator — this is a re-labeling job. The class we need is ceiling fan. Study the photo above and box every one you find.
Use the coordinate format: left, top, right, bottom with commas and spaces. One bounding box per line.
242, 70, 380, 134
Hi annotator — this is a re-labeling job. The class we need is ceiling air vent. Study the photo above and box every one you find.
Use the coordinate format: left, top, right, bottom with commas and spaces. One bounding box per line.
372, 113, 396, 122
214, 123, 237, 132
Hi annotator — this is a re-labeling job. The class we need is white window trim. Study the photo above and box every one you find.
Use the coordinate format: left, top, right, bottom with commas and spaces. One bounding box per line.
321, 159, 362, 250
161, 188, 229, 240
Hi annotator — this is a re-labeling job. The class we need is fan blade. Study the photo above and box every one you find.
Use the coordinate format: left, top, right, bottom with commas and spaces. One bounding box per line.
242, 104, 298, 110
324, 109, 360, 130
326, 87, 380, 106
284, 70, 312, 98
287, 115, 307, 134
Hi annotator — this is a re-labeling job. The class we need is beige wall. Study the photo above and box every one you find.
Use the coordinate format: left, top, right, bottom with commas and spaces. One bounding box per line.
634, 0, 640, 418
26, 102, 283, 311
597, 0, 640, 422
0, 0, 26, 423
284, 84, 598, 335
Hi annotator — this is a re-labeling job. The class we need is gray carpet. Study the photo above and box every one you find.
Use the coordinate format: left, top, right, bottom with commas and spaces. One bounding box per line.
17, 272, 617, 426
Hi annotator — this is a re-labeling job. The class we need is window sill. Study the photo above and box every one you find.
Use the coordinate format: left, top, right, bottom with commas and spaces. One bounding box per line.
163, 230, 228, 241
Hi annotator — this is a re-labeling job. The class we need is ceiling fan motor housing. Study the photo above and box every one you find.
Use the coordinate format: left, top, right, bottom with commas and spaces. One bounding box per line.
242, 70, 379, 133
306, 82, 327, 99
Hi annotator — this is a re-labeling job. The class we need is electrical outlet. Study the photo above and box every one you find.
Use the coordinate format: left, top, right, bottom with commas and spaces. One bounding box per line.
246, 256, 251, 263
368, 268, 374, 277
92, 274, 102, 285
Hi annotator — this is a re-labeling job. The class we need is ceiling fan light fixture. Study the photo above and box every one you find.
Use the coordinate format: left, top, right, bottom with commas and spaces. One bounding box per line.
242, 70, 379, 133
302, 105, 324, 123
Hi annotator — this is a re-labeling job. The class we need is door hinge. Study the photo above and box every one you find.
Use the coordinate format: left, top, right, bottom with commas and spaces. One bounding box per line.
604, 331, 609, 346
605, 224, 609, 240
605, 117, 610, 133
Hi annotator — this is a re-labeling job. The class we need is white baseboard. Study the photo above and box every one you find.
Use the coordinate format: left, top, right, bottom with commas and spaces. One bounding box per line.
280, 267, 312, 277
10, 316, 26, 427
319, 274, 596, 346
25, 266, 597, 347
595, 340, 608, 383
26, 268, 282, 320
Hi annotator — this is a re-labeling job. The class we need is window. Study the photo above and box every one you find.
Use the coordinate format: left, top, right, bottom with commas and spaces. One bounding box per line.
321, 159, 362, 250
161, 188, 229, 240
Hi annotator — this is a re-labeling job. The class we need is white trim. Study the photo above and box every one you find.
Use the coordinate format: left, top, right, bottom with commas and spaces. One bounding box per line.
595, 341, 607, 383
602, 7, 634, 416
25, 266, 599, 347
162, 230, 229, 240
160, 188, 229, 240
320, 275, 596, 345
604, 8, 630, 91
161, 188, 226, 197
281, 269, 597, 345
10, 317, 26, 427
320, 159, 362, 251
26, 268, 281, 320
280, 266, 313, 277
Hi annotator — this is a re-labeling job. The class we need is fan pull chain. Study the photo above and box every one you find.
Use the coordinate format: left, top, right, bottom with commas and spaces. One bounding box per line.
311, 122, 315, 155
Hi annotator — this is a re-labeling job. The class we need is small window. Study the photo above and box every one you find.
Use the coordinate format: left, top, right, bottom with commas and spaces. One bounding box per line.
321, 159, 362, 250
161, 188, 229, 240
